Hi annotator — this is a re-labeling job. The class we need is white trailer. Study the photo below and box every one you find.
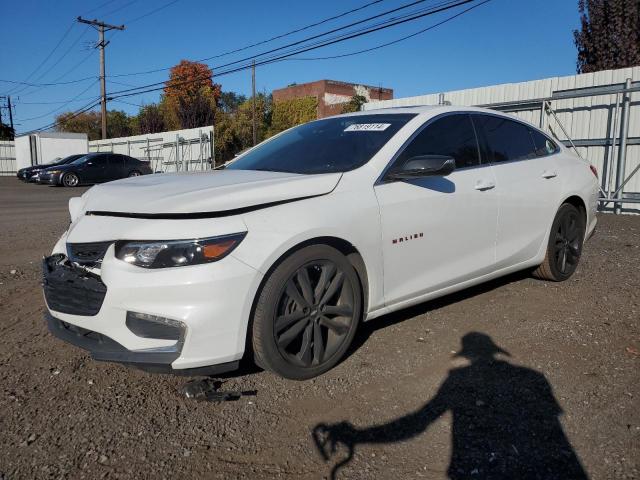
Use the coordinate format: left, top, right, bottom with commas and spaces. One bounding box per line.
15, 132, 88, 171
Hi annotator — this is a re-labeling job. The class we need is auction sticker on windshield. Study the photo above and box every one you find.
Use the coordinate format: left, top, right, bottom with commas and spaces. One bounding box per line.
344, 123, 391, 132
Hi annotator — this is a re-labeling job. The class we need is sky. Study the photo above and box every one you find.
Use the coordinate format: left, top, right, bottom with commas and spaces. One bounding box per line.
0, 0, 582, 134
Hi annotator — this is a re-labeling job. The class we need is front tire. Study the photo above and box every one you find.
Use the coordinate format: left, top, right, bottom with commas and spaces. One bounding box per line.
61, 172, 79, 187
128, 170, 141, 177
252, 245, 362, 380
533, 203, 585, 282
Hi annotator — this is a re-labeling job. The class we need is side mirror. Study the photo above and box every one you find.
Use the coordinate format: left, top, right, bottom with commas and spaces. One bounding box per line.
386, 155, 456, 180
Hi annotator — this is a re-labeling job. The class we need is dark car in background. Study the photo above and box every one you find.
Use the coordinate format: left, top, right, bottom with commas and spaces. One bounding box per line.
39, 152, 153, 187
17, 154, 85, 182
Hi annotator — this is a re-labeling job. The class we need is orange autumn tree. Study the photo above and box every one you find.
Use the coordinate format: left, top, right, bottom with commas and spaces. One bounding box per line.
162, 60, 221, 129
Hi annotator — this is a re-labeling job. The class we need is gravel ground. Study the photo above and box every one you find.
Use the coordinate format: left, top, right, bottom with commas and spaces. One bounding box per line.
0, 177, 638, 480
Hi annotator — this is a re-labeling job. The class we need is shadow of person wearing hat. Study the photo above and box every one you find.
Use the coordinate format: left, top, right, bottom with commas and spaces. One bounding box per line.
313, 332, 588, 480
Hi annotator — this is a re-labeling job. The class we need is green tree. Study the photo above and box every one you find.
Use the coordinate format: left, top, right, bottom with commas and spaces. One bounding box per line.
55, 111, 101, 140
218, 91, 247, 113
214, 93, 272, 164
54, 110, 135, 140
0, 122, 14, 140
341, 94, 367, 114
137, 103, 166, 134
574, 0, 640, 73
106, 110, 133, 138
269, 96, 317, 135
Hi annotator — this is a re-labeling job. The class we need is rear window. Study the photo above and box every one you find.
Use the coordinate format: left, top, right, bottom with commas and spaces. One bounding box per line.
228, 113, 416, 174
473, 114, 537, 163
530, 129, 559, 157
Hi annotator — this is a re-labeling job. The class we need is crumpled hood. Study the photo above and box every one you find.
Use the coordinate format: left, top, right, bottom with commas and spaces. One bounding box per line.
77, 169, 342, 216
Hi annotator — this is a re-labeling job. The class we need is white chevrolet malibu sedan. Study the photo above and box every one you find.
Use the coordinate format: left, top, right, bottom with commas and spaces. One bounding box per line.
43, 106, 599, 379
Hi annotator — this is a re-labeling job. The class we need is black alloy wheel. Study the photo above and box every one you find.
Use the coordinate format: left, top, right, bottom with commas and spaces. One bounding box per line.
252, 245, 362, 379
554, 208, 581, 275
533, 203, 585, 281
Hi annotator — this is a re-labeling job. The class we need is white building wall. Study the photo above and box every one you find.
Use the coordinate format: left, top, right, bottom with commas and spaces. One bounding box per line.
14, 132, 88, 171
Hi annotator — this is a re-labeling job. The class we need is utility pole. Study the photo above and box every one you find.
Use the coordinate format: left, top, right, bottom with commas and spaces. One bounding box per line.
7, 96, 14, 133
0, 96, 15, 138
77, 17, 125, 140
252, 60, 256, 146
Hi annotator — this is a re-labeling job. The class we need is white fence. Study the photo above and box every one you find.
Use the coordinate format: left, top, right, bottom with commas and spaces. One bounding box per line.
89, 126, 214, 173
0, 126, 214, 177
0, 142, 15, 176
364, 66, 640, 213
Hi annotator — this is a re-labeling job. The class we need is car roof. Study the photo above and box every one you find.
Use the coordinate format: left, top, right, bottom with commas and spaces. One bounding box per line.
337, 105, 517, 118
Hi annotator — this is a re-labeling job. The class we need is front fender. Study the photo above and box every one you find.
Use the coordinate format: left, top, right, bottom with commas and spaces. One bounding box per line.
233, 189, 384, 314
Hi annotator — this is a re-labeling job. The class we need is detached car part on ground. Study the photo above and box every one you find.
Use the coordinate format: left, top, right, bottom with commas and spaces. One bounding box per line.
38, 152, 152, 186
16, 154, 85, 182
42, 106, 599, 380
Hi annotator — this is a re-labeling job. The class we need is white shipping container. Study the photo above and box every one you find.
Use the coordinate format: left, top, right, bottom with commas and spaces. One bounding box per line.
14, 132, 88, 171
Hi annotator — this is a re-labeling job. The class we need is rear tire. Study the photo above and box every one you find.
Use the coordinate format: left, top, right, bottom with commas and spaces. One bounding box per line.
128, 170, 141, 177
252, 245, 362, 380
533, 203, 585, 281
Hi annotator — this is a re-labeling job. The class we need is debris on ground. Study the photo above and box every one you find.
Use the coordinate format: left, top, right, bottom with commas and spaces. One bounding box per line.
180, 378, 257, 402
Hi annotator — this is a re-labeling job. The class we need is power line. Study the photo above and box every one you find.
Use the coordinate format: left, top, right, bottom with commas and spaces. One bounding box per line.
109, 0, 478, 100
0, 76, 96, 88
107, 0, 388, 78
1, 0, 385, 88
21, 0, 487, 133
125, 0, 180, 24
16, 80, 100, 121
111, 99, 143, 108
288, 0, 491, 60
14, 96, 98, 105
18, 98, 101, 136
84, 0, 119, 16
107, 0, 453, 96
9, 26, 92, 98
101, 0, 139, 18
2, 22, 76, 95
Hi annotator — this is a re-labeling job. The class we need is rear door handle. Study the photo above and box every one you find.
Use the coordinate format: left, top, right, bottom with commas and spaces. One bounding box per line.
474, 180, 495, 191
542, 170, 558, 179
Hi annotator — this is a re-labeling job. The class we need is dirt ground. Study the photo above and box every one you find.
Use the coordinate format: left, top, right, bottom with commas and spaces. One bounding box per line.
0, 177, 638, 480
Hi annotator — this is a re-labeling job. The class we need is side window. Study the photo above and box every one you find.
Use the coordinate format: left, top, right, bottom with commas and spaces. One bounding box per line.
473, 115, 537, 163
529, 129, 558, 157
92, 156, 109, 166
394, 114, 480, 169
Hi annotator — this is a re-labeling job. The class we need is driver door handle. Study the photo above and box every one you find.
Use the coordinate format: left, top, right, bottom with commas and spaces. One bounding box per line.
475, 180, 495, 191
542, 170, 558, 179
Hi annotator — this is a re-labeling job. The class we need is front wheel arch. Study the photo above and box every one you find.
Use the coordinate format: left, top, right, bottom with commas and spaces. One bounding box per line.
243, 236, 369, 367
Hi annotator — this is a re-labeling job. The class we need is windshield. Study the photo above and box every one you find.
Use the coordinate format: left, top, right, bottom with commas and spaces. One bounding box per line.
60, 154, 84, 164
42, 158, 62, 166
227, 113, 416, 174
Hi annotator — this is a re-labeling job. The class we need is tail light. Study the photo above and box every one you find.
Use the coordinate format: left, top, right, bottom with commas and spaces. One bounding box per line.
589, 165, 598, 178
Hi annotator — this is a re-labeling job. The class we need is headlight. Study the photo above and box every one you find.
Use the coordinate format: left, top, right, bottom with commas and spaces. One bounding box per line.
114, 233, 246, 268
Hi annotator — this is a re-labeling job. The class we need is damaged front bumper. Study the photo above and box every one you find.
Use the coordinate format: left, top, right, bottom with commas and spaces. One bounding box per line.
45, 312, 238, 376
41, 239, 260, 375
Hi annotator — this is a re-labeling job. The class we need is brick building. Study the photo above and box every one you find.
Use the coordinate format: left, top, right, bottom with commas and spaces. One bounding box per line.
272, 80, 393, 118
